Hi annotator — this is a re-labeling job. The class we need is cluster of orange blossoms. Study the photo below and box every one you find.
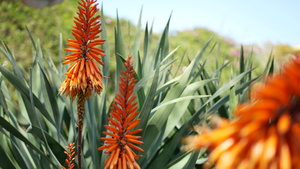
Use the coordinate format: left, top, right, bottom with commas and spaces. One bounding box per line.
61, 143, 76, 169
59, 0, 105, 101
183, 56, 300, 169
98, 55, 144, 169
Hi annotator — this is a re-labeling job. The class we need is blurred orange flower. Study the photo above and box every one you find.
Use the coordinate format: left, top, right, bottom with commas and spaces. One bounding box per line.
59, 0, 105, 101
61, 143, 76, 169
183, 56, 300, 169
98, 55, 144, 169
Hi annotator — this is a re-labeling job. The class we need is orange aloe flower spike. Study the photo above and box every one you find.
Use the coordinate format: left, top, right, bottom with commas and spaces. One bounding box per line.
98, 55, 144, 169
59, 1, 105, 169
61, 143, 77, 169
59, 0, 105, 102
182, 55, 300, 169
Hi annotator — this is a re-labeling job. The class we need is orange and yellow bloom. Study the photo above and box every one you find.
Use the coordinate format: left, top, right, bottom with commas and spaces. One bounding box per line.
59, 0, 105, 101
183, 56, 300, 169
59, 1, 105, 168
98, 55, 144, 169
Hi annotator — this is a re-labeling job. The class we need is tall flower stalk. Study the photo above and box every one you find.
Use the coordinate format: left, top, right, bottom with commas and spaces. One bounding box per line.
183, 56, 300, 169
59, 0, 105, 168
98, 55, 144, 169
61, 143, 77, 169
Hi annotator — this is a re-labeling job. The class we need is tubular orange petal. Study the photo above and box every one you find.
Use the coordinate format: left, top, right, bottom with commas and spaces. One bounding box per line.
65, 48, 80, 52
125, 135, 141, 140
90, 59, 101, 73
108, 118, 122, 131
127, 138, 143, 145
118, 159, 122, 169
125, 154, 134, 169
126, 120, 140, 131
126, 129, 142, 135
104, 140, 118, 145
105, 125, 120, 134
105, 144, 118, 154
127, 143, 144, 153
279, 138, 292, 169
66, 54, 80, 60
79, 58, 85, 72
124, 145, 135, 162
125, 112, 139, 125
98, 145, 108, 151
209, 138, 235, 163
105, 150, 115, 167
122, 153, 127, 169
110, 112, 122, 123
103, 132, 120, 139
240, 121, 264, 137
112, 148, 120, 166
277, 113, 291, 135
63, 59, 78, 65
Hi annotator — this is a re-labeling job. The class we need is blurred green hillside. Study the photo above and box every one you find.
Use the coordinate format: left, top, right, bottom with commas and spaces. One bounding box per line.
1, 0, 75, 66
1, 0, 271, 97
0, 0, 237, 67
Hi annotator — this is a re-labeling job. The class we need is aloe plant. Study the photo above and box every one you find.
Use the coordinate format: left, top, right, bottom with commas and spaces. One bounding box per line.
0, 4, 264, 169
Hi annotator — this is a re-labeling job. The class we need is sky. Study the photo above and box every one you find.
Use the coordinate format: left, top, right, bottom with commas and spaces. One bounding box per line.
99, 0, 300, 46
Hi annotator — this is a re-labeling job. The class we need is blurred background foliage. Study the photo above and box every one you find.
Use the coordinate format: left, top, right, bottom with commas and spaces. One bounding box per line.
1, 0, 299, 98
1, 0, 77, 67
0, 1, 250, 68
